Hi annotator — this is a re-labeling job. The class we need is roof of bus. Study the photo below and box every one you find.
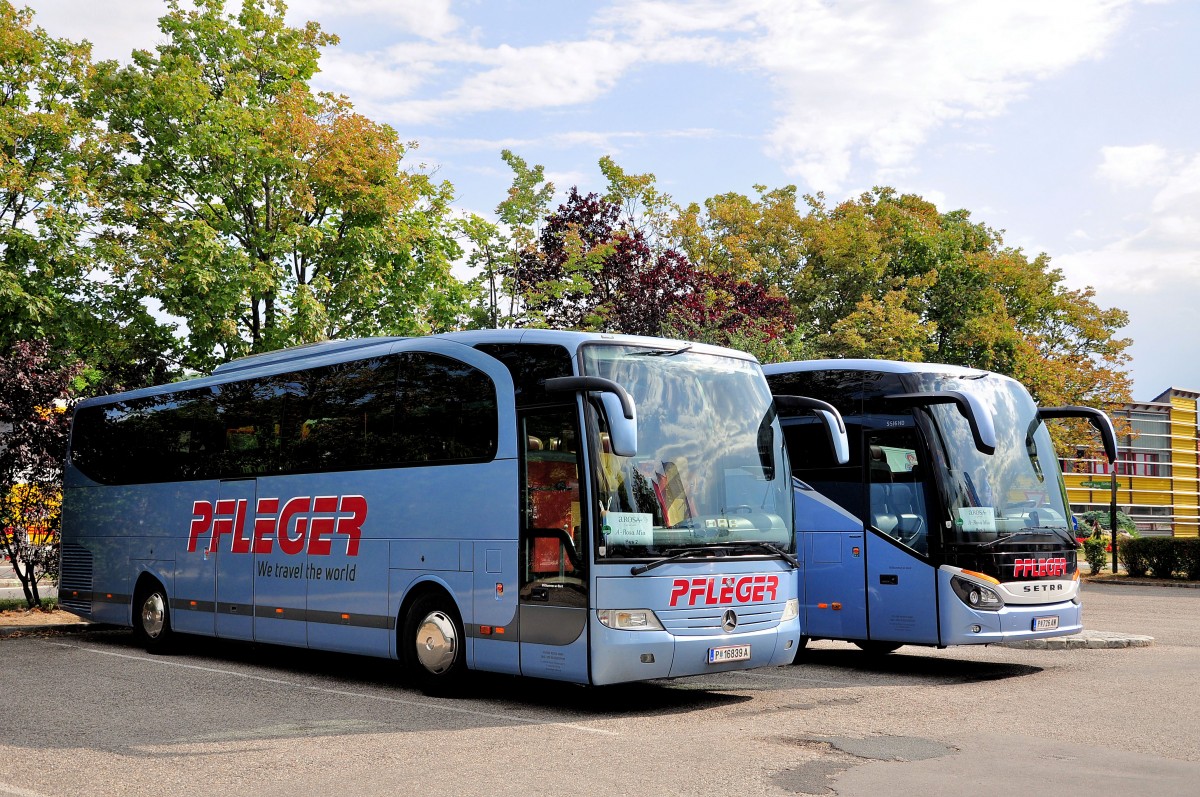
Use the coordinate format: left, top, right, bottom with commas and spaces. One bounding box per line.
762, 358, 992, 379
76, 330, 758, 408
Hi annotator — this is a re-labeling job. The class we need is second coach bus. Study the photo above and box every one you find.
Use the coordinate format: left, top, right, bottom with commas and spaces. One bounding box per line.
764, 359, 1116, 653
61, 330, 846, 689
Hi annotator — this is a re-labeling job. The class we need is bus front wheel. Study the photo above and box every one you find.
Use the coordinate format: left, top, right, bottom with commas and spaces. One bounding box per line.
789, 635, 811, 664
403, 593, 466, 694
132, 582, 174, 654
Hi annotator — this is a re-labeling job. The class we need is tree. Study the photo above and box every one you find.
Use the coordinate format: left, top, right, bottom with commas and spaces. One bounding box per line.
0, 340, 81, 608
95, 0, 467, 371
0, 2, 171, 392
679, 185, 1131, 411
514, 187, 796, 358
460, 150, 555, 329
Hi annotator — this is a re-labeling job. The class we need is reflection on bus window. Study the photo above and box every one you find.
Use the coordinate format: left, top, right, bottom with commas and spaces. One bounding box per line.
867, 432, 930, 556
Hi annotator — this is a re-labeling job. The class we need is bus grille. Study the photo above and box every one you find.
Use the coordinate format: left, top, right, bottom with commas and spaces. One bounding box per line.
59, 543, 93, 615
659, 606, 781, 636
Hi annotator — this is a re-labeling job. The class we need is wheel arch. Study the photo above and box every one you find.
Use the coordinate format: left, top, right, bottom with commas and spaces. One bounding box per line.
131, 571, 169, 627
394, 576, 467, 661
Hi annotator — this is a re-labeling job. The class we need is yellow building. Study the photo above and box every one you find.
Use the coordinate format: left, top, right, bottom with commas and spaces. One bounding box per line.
1062, 388, 1199, 537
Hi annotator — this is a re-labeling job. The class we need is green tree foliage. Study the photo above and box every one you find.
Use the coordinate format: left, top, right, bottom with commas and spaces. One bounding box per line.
0, 1, 171, 392
680, 185, 1131, 413
0, 340, 81, 608
94, 0, 466, 371
460, 150, 555, 328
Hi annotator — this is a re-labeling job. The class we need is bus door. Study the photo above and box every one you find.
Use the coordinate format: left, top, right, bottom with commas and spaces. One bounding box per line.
518, 408, 589, 682
864, 429, 939, 644
214, 478, 255, 640
784, 417, 868, 641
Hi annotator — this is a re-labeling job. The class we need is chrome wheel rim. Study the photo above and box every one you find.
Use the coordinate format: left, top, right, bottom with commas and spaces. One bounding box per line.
415, 610, 457, 674
141, 592, 166, 639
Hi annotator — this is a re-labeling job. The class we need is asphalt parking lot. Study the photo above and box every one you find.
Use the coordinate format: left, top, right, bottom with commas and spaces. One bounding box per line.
0, 581, 1196, 797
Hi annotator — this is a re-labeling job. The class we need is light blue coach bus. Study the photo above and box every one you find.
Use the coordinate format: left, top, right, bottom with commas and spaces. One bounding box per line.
61, 331, 845, 690
764, 359, 1116, 653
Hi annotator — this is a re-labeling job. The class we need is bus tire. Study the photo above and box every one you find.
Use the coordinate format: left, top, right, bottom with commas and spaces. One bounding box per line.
402, 592, 466, 694
854, 640, 902, 655
132, 580, 174, 654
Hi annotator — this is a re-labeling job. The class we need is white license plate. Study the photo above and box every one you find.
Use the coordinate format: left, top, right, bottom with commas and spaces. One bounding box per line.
1033, 616, 1059, 631
708, 644, 751, 664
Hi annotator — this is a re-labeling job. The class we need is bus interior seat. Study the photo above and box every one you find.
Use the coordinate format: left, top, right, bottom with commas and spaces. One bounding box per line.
869, 445, 892, 482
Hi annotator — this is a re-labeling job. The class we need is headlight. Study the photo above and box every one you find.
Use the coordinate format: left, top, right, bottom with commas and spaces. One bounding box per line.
781, 598, 799, 622
950, 575, 1005, 611
597, 609, 665, 630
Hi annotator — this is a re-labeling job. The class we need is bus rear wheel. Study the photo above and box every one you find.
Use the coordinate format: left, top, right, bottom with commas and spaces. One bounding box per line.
403, 593, 466, 694
854, 640, 902, 655
132, 582, 174, 654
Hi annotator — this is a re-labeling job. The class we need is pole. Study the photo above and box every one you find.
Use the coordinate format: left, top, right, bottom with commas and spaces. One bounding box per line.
1110, 475, 1118, 574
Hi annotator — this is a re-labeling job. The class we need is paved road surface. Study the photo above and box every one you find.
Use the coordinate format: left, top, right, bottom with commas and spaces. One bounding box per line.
0, 581, 1194, 797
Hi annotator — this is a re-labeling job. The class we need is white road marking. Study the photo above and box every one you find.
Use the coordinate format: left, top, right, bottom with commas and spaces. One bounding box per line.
0, 781, 53, 797
48, 642, 618, 736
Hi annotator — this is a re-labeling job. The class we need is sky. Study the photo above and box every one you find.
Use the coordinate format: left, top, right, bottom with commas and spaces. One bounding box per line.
22, 0, 1200, 401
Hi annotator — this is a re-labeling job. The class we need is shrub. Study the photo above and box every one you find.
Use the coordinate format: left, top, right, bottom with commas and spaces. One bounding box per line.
1142, 537, 1181, 579
1177, 538, 1200, 581
1118, 537, 1149, 578
1082, 537, 1109, 575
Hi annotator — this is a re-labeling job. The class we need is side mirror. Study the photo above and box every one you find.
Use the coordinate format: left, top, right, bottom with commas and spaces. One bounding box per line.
1038, 406, 1118, 463
544, 376, 638, 457
774, 395, 851, 465
886, 391, 997, 455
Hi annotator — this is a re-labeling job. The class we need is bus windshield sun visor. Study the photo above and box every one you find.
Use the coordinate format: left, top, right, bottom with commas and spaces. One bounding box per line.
885, 391, 997, 456
1038, 406, 1118, 464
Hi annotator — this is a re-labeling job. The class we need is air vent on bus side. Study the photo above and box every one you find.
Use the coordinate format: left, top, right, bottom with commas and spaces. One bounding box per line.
59, 543, 93, 614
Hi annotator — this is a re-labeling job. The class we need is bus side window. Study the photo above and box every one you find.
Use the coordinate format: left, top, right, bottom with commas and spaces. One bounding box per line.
522, 410, 585, 591
782, 419, 864, 519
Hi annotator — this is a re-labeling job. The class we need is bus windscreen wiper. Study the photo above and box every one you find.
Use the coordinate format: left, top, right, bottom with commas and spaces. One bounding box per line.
630, 544, 731, 575
724, 541, 800, 569
630, 541, 799, 575
974, 528, 1075, 549
631, 344, 693, 357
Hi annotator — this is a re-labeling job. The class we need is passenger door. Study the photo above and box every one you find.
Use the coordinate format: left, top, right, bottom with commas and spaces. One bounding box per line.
864, 429, 939, 644
518, 407, 590, 682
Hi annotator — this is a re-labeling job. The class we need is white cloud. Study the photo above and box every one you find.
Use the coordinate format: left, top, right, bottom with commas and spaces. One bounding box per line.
290, 0, 461, 41
742, 0, 1135, 189
339, 0, 1140, 190
1098, 144, 1170, 189
25, 0, 165, 62
378, 40, 644, 125
1057, 150, 1200, 295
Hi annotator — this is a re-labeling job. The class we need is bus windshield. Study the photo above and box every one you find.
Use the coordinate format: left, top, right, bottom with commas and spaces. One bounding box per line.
916, 373, 1072, 546
582, 344, 793, 559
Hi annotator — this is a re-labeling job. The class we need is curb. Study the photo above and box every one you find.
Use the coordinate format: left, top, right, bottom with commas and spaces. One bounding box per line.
0, 622, 111, 637
999, 630, 1153, 650
1083, 577, 1200, 589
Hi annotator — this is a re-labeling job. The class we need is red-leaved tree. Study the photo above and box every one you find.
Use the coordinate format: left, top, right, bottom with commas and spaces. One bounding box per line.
0, 340, 81, 608
510, 188, 794, 352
